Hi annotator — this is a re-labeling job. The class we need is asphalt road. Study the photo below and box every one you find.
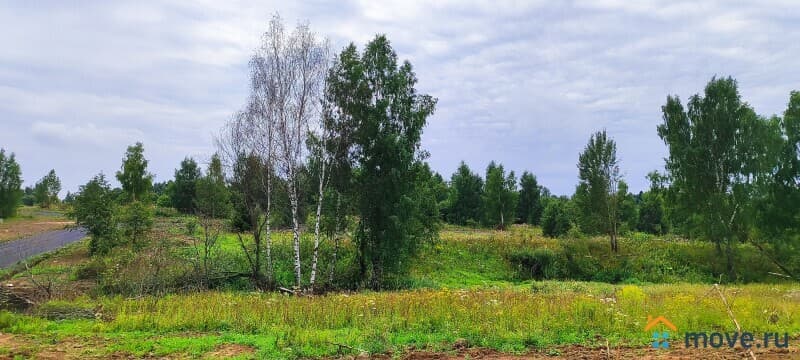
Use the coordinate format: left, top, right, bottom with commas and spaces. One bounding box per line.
0, 228, 87, 268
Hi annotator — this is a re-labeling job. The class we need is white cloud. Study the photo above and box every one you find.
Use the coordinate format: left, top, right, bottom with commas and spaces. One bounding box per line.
1, 0, 799, 195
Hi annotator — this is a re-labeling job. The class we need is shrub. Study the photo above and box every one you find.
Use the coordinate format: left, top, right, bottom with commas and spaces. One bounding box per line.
541, 199, 571, 237
507, 248, 561, 280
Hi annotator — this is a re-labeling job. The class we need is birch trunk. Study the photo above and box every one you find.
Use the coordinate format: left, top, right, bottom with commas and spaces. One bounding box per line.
328, 194, 341, 285
288, 172, 302, 290
309, 152, 327, 290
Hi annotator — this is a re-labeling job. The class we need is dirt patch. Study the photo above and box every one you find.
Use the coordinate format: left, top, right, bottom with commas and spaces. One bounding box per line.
384, 344, 800, 359
203, 344, 256, 359
0, 219, 73, 242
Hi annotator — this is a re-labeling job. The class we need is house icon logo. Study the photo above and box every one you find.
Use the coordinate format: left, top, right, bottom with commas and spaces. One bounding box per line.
645, 315, 677, 349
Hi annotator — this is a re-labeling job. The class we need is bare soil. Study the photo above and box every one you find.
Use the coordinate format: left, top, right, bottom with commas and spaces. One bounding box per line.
0, 219, 73, 242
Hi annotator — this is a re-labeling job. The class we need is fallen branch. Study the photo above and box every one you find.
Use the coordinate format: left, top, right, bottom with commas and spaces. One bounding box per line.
752, 242, 799, 281
713, 284, 756, 360
278, 287, 295, 295
326, 341, 366, 355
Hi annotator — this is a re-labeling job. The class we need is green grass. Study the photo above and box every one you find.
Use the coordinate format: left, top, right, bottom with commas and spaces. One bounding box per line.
1, 282, 798, 358
2, 221, 798, 358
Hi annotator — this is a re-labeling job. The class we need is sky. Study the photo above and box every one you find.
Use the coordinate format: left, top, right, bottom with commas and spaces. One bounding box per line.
1, 1, 799, 196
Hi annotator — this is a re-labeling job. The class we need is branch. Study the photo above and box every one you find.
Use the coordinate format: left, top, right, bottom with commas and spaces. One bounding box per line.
713, 284, 756, 360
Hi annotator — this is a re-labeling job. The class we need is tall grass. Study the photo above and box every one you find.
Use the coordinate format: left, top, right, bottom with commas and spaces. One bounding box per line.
2, 283, 798, 357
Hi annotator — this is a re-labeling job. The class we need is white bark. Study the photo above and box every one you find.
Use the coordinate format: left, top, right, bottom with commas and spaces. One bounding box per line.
309, 147, 327, 289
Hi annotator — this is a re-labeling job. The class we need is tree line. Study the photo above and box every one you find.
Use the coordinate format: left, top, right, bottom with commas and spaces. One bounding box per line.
0, 17, 797, 287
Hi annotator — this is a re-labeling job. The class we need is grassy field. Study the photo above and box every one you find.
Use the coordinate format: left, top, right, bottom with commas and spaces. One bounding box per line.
0, 218, 798, 358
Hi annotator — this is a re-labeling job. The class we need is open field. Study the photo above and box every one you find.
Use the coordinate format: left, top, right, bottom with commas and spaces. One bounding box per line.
0, 220, 797, 359
0, 207, 72, 243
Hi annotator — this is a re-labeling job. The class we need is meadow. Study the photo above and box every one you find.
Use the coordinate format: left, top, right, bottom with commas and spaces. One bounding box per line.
0, 219, 797, 358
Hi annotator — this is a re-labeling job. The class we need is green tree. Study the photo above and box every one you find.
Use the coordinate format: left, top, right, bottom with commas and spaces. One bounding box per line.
21, 186, 35, 206
637, 172, 668, 234
116, 142, 153, 203
0, 149, 23, 218
541, 197, 572, 237
575, 130, 623, 252
172, 157, 201, 213
327, 36, 438, 289
193, 154, 230, 287
33, 169, 61, 208
753, 91, 800, 279
195, 154, 230, 219
517, 171, 543, 225
658, 77, 773, 280
119, 200, 153, 246
446, 161, 484, 226
483, 161, 517, 229
72, 174, 117, 255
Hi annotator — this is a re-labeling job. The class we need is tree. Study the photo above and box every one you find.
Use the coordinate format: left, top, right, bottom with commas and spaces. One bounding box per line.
119, 200, 153, 246
517, 171, 543, 225
483, 161, 517, 229
72, 174, 116, 255
33, 169, 61, 208
116, 142, 153, 203
658, 77, 772, 280
0, 149, 23, 218
637, 172, 668, 234
193, 154, 231, 287
327, 36, 438, 289
21, 186, 35, 206
172, 157, 201, 213
752, 91, 800, 279
575, 130, 623, 252
446, 161, 484, 226
541, 197, 572, 237
252, 15, 329, 290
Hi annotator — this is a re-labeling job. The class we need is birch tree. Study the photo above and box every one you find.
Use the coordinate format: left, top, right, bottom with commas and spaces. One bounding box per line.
658, 77, 771, 279
217, 108, 272, 288
257, 15, 329, 290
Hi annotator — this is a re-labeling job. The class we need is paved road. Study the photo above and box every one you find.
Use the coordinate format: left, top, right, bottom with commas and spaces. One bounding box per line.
0, 228, 87, 268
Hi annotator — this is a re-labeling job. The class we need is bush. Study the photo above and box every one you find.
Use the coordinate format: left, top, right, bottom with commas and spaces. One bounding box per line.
507, 248, 561, 280
541, 199, 571, 237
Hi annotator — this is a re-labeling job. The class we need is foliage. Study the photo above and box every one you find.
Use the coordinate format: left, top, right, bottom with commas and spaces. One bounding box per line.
658, 77, 773, 279
516, 171, 543, 225
33, 169, 61, 208
575, 130, 623, 251
327, 36, 438, 289
482, 162, 517, 229
541, 197, 572, 237
72, 174, 117, 255
753, 91, 800, 278
446, 161, 484, 225
506, 247, 560, 280
172, 157, 201, 213
119, 200, 154, 246
116, 142, 154, 203
0, 148, 23, 218
637, 191, 667, 234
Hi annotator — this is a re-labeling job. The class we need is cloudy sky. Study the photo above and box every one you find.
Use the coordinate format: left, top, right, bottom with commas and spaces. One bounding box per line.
2, 1, 799, 196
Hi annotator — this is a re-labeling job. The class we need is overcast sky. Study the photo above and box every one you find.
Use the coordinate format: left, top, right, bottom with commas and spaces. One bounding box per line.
2, 1, 799, 196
